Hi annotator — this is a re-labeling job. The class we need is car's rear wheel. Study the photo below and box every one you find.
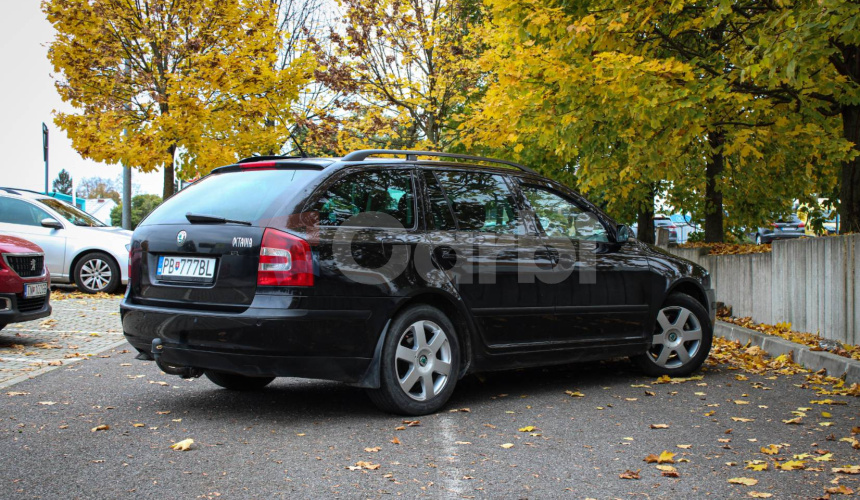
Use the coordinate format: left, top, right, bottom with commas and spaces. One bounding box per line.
204, 371, 275, 391
74, 252, 120, 294
632, 293, 713, 377
366, 305, 460, 415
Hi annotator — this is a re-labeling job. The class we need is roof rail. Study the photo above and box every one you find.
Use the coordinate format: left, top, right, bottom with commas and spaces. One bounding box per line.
341, 149, 537, 175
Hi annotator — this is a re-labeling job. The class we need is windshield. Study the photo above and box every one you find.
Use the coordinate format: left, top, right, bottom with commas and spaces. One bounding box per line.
37, 198, 106, 227
140, 169, 319, 226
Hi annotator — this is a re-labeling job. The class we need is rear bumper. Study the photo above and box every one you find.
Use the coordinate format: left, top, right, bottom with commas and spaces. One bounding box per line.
760, 232, 804, 243
0, 292, 51, 325
120, 294, 388, 384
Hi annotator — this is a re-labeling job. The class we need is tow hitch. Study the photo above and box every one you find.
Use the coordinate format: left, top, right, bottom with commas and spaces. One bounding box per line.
151, 338, 203, 379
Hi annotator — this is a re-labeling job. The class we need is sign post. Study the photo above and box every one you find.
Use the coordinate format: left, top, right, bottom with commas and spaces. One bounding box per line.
42, 123, 49, 193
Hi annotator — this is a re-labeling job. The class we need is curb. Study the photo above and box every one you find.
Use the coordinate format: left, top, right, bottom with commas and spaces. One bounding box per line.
715, 321, 860, 385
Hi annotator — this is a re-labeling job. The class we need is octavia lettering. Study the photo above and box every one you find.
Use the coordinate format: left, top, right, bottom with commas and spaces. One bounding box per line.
232, 237, 253, 248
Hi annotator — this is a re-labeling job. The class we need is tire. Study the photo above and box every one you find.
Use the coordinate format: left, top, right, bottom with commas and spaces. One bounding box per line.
73, 252, 120, 294
205, 371, 275, 391
632, 293, 713, 377
366, 305, 460, 415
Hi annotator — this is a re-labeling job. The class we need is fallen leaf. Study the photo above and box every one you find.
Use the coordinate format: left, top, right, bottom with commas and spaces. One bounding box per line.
132, 423, 145, 428
775, 460, 806, 470
650, 424, 669, 429
825, 485, 855, 495
656, 465, 677, 472
619, 469, 640, 480
745, 460, 768, 471
677, 444, 692, 449
518, 426, 536, 432
728, 477, 759, 486
814, 453, 834, 462
565, 390, 585, 397
38, 401, 57, 406
364, 446, 381, 453
732, 417, 754, 422
455, 441, 472, 445
170, 438, 194, 451
6, 392, 29, 396
353, 461, 380, 470
500, 443, 514, 449
402, 420, 420, 427
760, 444, 780, 455
734, 400, 750, 405
91, 425, 109, 432
748, 492, 773, 498
782, 417, 803, 425
390, 437, 401, 445
833, 465, 860, 474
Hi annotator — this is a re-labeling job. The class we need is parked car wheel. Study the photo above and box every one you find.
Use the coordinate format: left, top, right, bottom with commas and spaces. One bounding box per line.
632, 293, 712, 377
367, 305, 460, 415
204, 371, 275, 391
74, 252, 120, 294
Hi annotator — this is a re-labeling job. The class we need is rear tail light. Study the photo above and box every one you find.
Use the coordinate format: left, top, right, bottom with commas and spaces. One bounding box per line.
240, 161, 277, 170
257, 228, 313, 287
798, 222, 805, 228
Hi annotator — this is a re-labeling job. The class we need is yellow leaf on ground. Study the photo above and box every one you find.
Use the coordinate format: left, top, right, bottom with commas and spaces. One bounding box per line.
732, 417, 754, 422
390, 437, 401, 445
91, 425, 109, 432
656, 465, 677, 472
132, 423, 145, 428
833, 465, 860, 474
518, 426, 536, 432
169, 438, 194, 451
734, 400, 750, 405
748, 492, 773, 498
825, 485, 855, 495
500, 443, 514, 449
355, 461, 380, 470
760, 444, 780, 455
657, 451, 676, 464
565, 390, 585, 397
650, 424, 669, 429
814, 453, 833, 462
728, 477, 759, 486
619, 469, 640, 480
745, 460, 768, 471
776, 460, 806, 470
677, 444, 692, 449
364, 446, 381, 453
782, 417, 803, 425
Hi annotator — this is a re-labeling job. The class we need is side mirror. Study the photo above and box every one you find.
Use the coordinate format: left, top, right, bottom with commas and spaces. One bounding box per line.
41, 218, 63, 230
616, 224, 633, 243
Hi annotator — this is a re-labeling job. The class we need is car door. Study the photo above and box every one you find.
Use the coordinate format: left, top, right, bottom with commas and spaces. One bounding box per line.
431, 169, 556, 347
518, 181, 653, 343
0, 196, 67, 278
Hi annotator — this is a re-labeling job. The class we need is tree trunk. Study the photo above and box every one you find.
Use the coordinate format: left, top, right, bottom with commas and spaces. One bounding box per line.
840, 104, 860, 233
636, 187, 655, 244
704, 131, 725, 243
163, 144, 176, 200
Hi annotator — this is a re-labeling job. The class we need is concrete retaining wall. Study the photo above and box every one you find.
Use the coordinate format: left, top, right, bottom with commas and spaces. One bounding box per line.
666, 235, 860, 344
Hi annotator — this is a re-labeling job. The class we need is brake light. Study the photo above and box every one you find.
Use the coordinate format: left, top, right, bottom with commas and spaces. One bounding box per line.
240, 161, 278, 170
257, 228, 313, 286
798, 222, 805, 228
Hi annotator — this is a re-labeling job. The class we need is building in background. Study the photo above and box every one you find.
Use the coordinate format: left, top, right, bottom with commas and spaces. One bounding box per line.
82, 198, 117, 226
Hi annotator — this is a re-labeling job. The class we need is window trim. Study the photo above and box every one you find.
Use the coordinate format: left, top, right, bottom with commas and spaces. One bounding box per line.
304, 166, 420, 231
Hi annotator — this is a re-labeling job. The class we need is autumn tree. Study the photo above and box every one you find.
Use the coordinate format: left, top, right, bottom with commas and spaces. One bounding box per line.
747, 0, 860, 233
110, 194, 162, 229
463, 0, 852, 242
44, 0, 311, 199
75, 176, 121, 203
316, 0, 482, 151
52, 169, 72, 195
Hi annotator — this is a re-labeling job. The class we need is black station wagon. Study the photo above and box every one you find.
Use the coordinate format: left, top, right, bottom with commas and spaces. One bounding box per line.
121, 150, 715, 415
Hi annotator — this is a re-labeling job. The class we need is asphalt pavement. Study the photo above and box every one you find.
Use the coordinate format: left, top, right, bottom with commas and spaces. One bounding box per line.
1, 297, 859, 499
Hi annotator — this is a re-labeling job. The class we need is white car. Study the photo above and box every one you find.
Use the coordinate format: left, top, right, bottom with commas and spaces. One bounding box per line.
0, 188, 131, 293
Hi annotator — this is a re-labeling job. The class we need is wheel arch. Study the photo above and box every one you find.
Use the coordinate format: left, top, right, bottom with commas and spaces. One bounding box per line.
353, 288, 477, 389
666, 278, 708, 311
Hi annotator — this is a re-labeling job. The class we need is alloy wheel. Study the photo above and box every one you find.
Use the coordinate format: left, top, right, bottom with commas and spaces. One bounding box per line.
648, 306, 703, 369
79, 258, 112, 292
394, 320, 452, 401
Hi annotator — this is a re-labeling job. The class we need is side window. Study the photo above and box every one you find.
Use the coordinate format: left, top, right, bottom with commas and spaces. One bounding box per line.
422, 170, 457, 230
434, 171, 523, 234
0, 197, 53, 227
521, 185, 609, 242
313, 169, 415, 228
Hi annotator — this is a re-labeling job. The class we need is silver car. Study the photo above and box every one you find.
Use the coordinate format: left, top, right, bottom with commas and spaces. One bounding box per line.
0, 188, 130, 293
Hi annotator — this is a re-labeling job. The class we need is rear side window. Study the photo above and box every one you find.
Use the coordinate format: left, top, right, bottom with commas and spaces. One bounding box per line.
434, 171, 522, 234
140, 169, 319, 226
312, 169, 415, 228
0, 197, 54, 227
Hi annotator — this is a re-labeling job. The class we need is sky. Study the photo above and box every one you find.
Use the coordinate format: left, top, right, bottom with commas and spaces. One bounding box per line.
0, 1, 163, 196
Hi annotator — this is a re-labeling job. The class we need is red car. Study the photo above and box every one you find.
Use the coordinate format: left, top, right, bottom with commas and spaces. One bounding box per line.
0, 235, 51, 330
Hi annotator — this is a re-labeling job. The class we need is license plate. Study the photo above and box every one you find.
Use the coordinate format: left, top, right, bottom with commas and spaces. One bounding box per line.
24, 282, 48, 298
157, 256, 216, 282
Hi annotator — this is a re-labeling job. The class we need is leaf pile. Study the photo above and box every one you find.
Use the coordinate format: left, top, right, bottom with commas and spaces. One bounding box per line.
677, 243, 772, 255
720, 316, 860, 361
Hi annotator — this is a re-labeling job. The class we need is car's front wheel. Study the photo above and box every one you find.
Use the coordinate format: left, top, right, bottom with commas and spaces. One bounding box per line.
204, 371, 275, 391
632, 293, 713, 377
366, 305, 460, 415
73, 252, 120, 294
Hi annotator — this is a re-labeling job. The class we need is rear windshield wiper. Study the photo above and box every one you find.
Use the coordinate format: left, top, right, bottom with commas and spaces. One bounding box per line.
185, 213, 252, 226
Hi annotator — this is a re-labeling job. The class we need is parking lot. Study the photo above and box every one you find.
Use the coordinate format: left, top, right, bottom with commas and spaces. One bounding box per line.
1, 291, 859, 499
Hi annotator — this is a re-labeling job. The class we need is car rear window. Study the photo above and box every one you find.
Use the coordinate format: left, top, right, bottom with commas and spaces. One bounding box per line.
140, 169, 319, 227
